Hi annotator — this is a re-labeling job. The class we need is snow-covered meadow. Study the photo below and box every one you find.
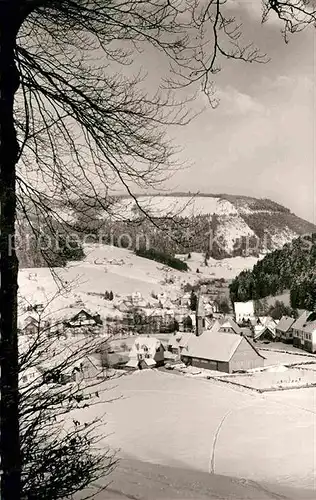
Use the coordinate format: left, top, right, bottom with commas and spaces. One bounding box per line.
218, 366, 316, 390
69, 370, 316, 491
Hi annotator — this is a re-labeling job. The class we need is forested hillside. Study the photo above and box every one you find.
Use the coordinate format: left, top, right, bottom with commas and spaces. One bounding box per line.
68, 194, 316, 259
17, 193, 316, 267
229, 234, 316, 310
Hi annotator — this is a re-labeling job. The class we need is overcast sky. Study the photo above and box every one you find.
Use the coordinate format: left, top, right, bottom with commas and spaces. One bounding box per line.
148, 3, 315, 223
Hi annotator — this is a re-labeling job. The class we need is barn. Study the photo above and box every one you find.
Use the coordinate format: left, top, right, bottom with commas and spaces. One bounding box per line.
181, 331, 265, 373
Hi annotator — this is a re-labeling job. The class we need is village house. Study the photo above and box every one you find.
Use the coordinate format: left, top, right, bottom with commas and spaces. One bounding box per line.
292, 311, 316, 353
234, 300, 255, 325
253, 325, 276, 342
253, 317, 278, 342
63, 309, 103, 336
167, 332, 193, 357
21, 315, 40, 336
179, 291, 191, 307
217, 317, 242, 335
19, 366, 42, 387
181, 331, 265, 373
130, 291, 148, 308
275, 316, 296, 343
18, 312, 52, 337
167, 332, 182, 354
125, 336, 165, 370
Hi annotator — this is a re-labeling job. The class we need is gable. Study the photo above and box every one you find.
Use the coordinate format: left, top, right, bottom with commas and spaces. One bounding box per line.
73, 310, 94, 321
232, 337, 265, 362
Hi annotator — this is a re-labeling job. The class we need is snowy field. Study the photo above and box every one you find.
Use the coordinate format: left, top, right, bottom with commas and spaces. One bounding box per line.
220, 367, 316, 390
70, 370, 316, 491
261, 349, 316, 366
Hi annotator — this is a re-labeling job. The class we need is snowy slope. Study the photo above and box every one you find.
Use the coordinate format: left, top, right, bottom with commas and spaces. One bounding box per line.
18, 244, 259, 318
113, 196, 235, 219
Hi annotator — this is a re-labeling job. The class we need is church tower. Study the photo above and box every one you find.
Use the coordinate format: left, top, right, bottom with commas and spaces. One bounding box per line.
195, 293, 205, 336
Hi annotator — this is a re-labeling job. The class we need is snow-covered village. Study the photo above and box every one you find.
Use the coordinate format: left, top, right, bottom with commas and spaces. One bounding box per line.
16, 237, 316, 499
1, 2, 316, 500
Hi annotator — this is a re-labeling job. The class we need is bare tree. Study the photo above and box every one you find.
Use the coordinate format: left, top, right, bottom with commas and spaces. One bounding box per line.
0, 1, 315, 498
18, 299, 118, 499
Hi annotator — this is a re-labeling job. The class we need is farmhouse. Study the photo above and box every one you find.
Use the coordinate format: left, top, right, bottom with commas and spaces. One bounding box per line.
21, 315, 39, 336
126, 336, 165, 369
275, 316, 296, 343
64, 309, 102, 328
181, 331, 265, 373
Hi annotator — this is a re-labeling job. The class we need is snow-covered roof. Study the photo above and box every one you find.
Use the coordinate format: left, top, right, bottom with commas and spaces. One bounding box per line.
300, 312, 316, 334
184, 331, 243, 362
168, 333, 182, 348
209, 319, 221, 333
178, 332, 193, 348
218, 317, 242, 334
259, 316, 276, 326
143, 358, 156, 367
276, 316, 296, 333
254, 325, 276, 340
292, 311, 311, 331
126, 359, 139, 368
129, 336, 163, 359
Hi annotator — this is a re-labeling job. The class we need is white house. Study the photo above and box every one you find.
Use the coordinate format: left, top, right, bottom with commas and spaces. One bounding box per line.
19, 366, 42, 387
292, 311, 316, 353
126, 336, 165, 369
234, 301, 255, 324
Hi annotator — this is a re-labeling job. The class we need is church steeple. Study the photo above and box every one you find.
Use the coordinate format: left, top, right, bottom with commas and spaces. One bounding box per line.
195, 293, 205, 336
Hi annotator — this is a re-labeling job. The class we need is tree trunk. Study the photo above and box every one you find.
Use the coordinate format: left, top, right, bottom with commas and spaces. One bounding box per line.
0, 11, 21, 500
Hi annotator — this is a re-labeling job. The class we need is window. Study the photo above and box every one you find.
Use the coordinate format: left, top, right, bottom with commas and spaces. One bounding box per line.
145, 354, 150, 359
